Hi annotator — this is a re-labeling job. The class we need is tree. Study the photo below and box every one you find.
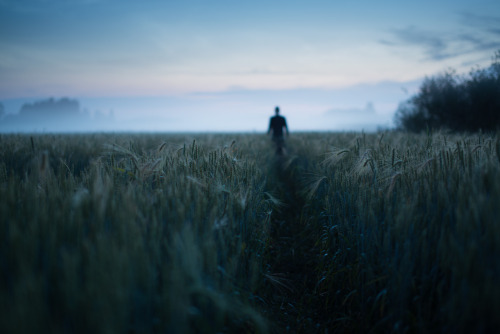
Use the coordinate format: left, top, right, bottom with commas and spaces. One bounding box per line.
19, 97, 80, 119
395, 50, 500, 132
0, 97, 94, 132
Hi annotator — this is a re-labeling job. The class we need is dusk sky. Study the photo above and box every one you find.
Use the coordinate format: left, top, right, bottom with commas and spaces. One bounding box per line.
1, 0, 500, 132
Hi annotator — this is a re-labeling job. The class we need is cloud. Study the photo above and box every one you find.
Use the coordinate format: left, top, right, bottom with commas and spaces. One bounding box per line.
381, 13, 500, 62
386, 26, 452, 61
380, 26, 471, 62
458, 12, 500, 51
459, 12, 500, 31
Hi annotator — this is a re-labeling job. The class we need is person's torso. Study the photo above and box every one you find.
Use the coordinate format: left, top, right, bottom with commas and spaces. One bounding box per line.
271, 116, 285, 134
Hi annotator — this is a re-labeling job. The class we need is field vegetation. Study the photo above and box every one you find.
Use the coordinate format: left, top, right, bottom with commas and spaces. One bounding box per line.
1, 131, 499, 333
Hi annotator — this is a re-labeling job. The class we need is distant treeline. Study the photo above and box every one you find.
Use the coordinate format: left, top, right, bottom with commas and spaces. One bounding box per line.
0, 98, 113, 132
395, 50, 500, 132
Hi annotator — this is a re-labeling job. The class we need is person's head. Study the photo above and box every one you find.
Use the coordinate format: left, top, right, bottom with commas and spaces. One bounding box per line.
275, 106, 280, 115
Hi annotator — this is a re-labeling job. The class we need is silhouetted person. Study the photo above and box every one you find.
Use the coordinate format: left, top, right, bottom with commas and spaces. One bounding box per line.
268, 106, 288, 155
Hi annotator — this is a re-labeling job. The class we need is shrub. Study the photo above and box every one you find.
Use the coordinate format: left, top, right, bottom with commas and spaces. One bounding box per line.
395, 50, 500, 132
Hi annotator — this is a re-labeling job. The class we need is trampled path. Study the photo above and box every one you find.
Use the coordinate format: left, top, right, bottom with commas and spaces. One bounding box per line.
262, 152, 327, 333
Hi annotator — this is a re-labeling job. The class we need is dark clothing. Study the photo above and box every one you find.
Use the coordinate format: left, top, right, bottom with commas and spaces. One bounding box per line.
268, 115, 287, 138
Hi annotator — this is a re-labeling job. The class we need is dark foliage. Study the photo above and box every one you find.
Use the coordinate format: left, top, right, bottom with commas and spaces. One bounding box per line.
395, 50, 500, 132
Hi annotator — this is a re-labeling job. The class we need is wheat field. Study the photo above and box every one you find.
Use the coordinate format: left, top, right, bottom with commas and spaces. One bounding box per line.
0, 131, 499, 333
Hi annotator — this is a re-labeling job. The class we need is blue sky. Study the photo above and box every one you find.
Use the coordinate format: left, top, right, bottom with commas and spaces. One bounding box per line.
1, 0, 500, 131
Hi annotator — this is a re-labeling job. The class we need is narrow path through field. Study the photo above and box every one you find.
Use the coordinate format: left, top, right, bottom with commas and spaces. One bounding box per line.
263, 153, 326, 333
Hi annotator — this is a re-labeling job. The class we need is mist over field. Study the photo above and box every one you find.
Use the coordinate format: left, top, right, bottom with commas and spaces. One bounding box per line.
0, 80, 420, 133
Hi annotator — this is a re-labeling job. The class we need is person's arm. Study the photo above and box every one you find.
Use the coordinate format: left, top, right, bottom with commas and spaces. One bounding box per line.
284, 119, 289, 136
268, 118, 273, 135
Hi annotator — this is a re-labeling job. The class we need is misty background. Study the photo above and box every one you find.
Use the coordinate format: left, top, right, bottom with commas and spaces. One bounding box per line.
1, 0, 499, 133
0, 80, 421, 133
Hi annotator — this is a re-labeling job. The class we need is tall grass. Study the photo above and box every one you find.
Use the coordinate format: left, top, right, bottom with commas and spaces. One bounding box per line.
1, 131, 499, 333
0, 133, 273, 333
289, 131, 500, 333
